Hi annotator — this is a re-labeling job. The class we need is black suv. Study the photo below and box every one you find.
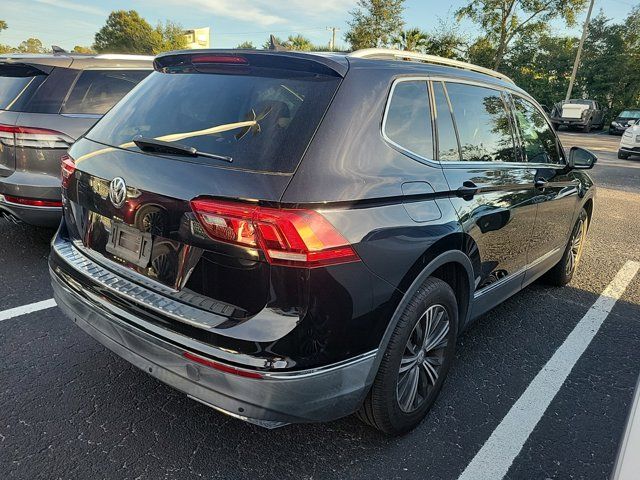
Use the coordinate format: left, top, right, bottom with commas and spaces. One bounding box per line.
49, 49, 596, 435
0, 52, 152, 227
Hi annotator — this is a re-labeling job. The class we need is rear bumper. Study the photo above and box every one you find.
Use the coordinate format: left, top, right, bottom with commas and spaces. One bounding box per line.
50, 238, 376, 426
0, 171, 62, 227
552, 118, 588, 127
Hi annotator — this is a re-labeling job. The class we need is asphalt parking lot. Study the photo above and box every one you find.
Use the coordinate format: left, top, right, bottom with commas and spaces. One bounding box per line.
1, 131, 639, 479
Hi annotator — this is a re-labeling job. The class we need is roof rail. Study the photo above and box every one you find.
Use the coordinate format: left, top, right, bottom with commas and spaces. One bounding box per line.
348, 48, 514, 84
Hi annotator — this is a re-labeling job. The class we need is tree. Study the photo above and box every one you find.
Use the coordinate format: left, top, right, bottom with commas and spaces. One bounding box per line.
392, 28, 429, 51
94, 10, 159, 54
456, 0, 588, 70
286, 34, 313, 51
262, 35, 286, 50
73, 45, 96, 54
236, 41, 256, 49
17, 38, 48, 54
0, 20, 7, 33
424, 23, 466, 60
154, 20, 188, 54
345, 0, 405, 50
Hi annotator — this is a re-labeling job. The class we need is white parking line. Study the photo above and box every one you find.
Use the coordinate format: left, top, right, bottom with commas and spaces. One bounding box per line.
0, 298, 57, 322
458, 260, 640, 480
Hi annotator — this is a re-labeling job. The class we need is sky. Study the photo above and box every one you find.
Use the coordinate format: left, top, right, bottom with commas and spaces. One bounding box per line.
1, 0, 637, 51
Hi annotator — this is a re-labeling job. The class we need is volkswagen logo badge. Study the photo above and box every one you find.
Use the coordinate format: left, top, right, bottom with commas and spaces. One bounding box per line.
109, 177, 127, 208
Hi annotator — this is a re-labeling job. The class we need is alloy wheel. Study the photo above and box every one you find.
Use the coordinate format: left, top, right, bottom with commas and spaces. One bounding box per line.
396, 304, 450, 413
566, 216, 587, 276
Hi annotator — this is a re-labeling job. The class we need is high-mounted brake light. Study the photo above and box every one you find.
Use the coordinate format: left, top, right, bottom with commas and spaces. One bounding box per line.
61, 154, 76, 188
191, 54, 248, 65
183, 351, 263, 379
3, 195, 62, 208
190, 199, 360, 268
0, 123, 73, 149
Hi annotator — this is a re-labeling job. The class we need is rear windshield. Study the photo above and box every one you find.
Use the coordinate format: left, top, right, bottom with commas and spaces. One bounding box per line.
62, 70, 150, 115
86, 69, 340, 173
0, 64, 46, 110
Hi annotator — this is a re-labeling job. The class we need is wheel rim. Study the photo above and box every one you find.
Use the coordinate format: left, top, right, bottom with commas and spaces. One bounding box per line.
566, 216, 587, 276
396, 304, 450, 413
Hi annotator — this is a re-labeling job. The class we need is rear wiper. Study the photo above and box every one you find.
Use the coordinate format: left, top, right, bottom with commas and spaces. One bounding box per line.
132, 136, 233, 163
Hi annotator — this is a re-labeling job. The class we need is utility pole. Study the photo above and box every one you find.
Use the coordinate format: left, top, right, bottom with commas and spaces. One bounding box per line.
565, 0, 596, 101
326, 27, 340, 51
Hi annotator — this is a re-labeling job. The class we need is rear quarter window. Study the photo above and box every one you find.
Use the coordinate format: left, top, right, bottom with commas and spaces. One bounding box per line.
383, 80, 434, 159
62, 70, 150, 115
0, 64, 47, 111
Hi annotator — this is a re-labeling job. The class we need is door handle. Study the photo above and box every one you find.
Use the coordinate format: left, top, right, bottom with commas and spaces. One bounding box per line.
534, 178, 548, 189
456, 181, 479, 200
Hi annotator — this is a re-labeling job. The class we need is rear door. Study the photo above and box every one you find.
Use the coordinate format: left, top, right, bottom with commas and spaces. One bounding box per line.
432, 80, 538, 311
509, 93, 580, 281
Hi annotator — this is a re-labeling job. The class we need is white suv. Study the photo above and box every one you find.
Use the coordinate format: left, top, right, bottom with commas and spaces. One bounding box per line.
619, 123, 640, 159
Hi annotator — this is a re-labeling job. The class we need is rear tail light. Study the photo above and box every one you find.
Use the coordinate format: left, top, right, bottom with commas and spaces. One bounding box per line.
0, 124, 73, 149
190, 199, 360, 268
61, 154, 76, 188
3, 195, 62, 208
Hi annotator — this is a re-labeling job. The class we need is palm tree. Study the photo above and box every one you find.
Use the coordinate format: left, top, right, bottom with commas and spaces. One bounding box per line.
391, 28, 429, 52
286, 34, 313, 51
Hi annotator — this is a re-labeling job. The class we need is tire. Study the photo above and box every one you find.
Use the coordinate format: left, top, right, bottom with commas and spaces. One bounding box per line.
582, 122, 591, 133
618, 150, 630, 160
545, 208, 588, 286
357, 277, 458, 435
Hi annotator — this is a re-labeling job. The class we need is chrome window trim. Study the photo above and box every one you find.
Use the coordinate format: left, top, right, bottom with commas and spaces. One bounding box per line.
380, 76, 440, 168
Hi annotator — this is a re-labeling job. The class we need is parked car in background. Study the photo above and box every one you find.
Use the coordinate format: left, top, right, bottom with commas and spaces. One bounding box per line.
609, 108, 640, 135
0, 52, 152, 227
550, 99, 605, 132
50, 48, 597, 436
618, 123, 640, 159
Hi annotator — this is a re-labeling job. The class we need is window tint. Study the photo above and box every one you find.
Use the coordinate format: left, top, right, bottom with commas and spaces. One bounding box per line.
0, 64, 46, 111
446, 82, 516, 162
384, 80, 433, 159
513, 96, 562, 164
62, 70, 150, 115
86, 70, 340, 173
432, 81, 460, 161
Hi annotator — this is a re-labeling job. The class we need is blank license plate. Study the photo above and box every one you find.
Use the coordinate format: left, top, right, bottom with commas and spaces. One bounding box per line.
106, 222, 152, 268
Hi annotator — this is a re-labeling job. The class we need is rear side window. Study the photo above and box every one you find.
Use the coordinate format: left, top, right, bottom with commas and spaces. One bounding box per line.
62, 70, 150, 115
0, 64, 46, 111
512, 96, 562, 164
432, 81, 460, 161
445, 82, 517, 162
384, 80, 433, 159
86, 69, 340, 173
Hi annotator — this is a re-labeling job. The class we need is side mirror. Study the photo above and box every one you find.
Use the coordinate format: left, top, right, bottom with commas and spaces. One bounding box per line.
568, 146, 597, 170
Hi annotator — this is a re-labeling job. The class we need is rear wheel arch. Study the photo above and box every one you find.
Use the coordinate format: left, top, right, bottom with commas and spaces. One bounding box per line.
364, 249, 475, 388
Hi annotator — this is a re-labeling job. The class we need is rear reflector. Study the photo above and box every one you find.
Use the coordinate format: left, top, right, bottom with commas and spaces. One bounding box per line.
3, 194, 62, 208
183, 351, 263, 379
61, 154, 76, 188
0, 123, 73, 149
190, 199, 360, 268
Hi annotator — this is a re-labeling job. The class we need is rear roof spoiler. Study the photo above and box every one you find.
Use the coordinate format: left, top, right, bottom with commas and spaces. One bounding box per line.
154, 50, 349, 77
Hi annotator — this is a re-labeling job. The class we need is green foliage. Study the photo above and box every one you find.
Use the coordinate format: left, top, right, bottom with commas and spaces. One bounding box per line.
154, 21, 188, 54
16, 38, 47, 53
94, 10, 157, 54
345, 0, 405, 50
424, 23, 466, 60
262, 35, 286, 50
236, 41, 256, 49
456, 0, 588, 69
93, 10, 186, 54
72, 45, 96, 54
0, 20, 7, 33
286, 34, 313, 51
392, 28, 429, 51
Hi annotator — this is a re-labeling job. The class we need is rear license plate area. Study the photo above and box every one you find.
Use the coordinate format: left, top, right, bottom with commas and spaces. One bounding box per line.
106, 222, 152, 268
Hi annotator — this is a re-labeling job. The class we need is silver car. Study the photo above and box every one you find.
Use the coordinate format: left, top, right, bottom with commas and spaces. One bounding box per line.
0, 52, 152, 227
